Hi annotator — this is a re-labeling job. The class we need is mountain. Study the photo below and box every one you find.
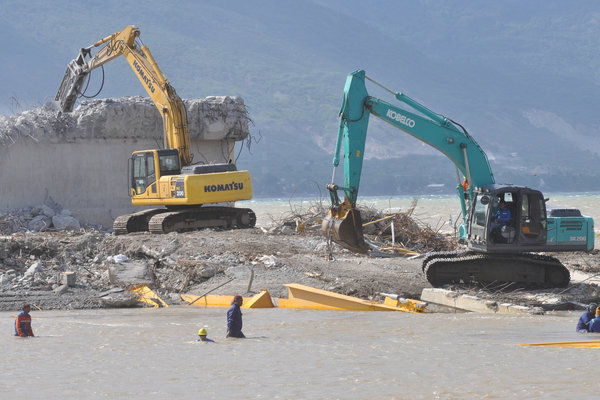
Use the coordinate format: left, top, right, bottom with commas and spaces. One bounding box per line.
1, 0, 599, 197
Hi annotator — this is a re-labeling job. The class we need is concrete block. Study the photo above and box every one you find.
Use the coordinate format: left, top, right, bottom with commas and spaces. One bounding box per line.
61, 271, 76, 287
108, 261, 151, 286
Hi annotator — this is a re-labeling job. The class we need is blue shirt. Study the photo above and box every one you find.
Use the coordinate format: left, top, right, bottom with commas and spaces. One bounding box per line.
227, 304, 245, 338
15, 312, 33, 337
589, 317, 600, 333
495, 207, 511, 224
577, 311, 594, 332
197, 338, 215, 342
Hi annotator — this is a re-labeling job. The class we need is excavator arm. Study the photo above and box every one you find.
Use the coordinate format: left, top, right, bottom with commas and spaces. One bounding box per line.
324, 70, 495, 252
55, 25, 192, 167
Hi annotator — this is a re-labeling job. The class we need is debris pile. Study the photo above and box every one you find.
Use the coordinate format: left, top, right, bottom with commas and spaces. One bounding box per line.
270, 198, 459, 256
0, 201, 84, 235
0, 96, 250, 144
361, 201, 458, 254
0, 230, 264, 310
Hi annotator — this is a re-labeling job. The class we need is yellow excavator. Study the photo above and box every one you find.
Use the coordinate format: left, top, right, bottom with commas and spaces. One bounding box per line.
55, 25, 255, 234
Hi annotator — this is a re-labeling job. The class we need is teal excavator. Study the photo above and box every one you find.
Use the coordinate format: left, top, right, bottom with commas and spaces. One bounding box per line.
323, 70, 594, 288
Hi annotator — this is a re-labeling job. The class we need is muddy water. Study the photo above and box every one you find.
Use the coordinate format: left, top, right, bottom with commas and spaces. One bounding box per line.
3, 307, 598, 399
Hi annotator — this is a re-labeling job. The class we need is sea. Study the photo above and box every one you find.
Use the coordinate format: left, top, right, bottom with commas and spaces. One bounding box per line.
3, 193, 600, 399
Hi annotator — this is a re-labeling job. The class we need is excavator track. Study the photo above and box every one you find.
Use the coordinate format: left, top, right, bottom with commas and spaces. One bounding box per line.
113, 207, 255, 235
113, 209, 166, 235
422, 250, 570, 289
148, 206, 256, 234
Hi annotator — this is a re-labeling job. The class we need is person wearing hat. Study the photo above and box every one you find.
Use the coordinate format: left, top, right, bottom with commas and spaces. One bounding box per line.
197, 328, 214, 343
15, 303, 34, 337
576, 302, 598, 332
226, 294, 245, 338
589, 306, 600, 333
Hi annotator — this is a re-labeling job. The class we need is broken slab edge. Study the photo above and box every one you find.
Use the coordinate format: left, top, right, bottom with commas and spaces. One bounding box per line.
421, 288, 538, 315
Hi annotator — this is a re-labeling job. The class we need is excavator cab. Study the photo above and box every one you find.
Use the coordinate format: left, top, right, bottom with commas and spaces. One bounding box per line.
468, 185, 548, 252
130, 149, 180, 197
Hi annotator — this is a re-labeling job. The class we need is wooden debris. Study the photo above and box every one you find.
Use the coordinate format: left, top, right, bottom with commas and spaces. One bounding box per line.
273, 198, 459, 257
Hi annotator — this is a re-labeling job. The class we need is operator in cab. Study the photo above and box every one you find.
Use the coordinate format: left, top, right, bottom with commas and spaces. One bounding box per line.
492, 200, 511, 230
490, 200, 511, 242
577, 302, 598, 332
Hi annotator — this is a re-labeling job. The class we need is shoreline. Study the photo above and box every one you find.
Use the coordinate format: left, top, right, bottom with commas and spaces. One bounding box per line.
1, 229, 599, 314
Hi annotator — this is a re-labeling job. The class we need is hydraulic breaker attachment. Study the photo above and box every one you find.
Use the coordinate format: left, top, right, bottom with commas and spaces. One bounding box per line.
322, 203, 370, 254
55, 48, 92, 112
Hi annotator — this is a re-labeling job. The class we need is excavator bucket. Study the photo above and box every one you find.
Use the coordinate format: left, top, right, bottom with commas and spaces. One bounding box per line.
322, 207, 370, 254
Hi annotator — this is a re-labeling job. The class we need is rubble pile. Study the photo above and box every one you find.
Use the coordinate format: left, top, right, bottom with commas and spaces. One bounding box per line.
0, 201, 84, 235
0, 96, 250, 144
0, 229, 289, 310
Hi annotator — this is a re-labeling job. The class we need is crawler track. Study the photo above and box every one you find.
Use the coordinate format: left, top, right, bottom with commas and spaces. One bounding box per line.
113, 207, 256, 235
422, 250, 570, 289
113, 209, 165, 235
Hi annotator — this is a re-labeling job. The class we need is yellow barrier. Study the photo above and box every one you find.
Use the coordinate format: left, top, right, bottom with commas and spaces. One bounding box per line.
181, 284, 425, 313
181, 291, 274, 308
128, 284, 168, 308
519, 340, 600, 348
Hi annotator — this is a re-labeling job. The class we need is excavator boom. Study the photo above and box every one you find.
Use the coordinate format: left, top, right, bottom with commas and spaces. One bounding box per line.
56, 25, 191, 166
324, 70, 494, 253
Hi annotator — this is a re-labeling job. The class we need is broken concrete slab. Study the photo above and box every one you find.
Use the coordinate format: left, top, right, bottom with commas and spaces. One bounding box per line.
0, 97, 249, 144
108, 261, 152, 287
52, 214, 81, 231
421, 288, 541, 315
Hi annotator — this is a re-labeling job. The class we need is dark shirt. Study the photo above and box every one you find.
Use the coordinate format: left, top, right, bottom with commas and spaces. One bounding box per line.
495, 208, 511, 224
577, 311, 594, 332
589, 317, 600, 333
227, 304, 245, 338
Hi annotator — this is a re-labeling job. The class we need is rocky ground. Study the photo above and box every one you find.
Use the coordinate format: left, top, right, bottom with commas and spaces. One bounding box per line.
1, 222, 600, 313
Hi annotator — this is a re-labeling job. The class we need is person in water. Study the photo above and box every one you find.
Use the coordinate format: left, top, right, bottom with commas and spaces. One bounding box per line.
588, 306, 600, 333
197, 328, 214, 342
576, 302, 598, 332
15, 303, 34, 337
226, 294, 245, 338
